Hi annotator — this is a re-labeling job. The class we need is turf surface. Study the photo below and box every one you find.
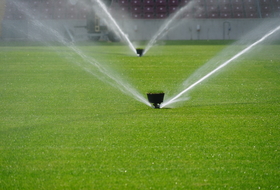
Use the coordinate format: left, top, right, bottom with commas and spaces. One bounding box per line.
0, 40, 279, 189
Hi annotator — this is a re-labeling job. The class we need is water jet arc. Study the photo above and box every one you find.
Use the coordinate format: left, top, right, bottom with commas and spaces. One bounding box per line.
161, 25, 280, 108
94, 0, 137, 55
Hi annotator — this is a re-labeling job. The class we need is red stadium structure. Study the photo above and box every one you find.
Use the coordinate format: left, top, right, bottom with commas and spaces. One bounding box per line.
1, 0, 279, 40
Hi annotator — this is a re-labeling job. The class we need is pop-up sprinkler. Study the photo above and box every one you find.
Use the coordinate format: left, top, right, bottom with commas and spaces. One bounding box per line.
147, 92, 165, 108
136, 48, 144, 57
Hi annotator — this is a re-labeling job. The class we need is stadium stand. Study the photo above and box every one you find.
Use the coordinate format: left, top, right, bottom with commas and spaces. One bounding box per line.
41, 0, 54, 19
169, 6, 179, 13
2, 0, 280, 20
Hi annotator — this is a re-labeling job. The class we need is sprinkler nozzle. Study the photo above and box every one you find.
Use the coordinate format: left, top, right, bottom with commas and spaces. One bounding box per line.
136, 48, 144, 57
147, 92, 165, 108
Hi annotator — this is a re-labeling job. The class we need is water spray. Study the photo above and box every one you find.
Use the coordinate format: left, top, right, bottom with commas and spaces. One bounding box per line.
12, 0, 150, 107
161, 25, 280, 108
143, 1, 197, 55
93, 0, 137, 55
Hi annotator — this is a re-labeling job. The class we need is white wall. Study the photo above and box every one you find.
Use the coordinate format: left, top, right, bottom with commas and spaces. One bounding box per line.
1, 18, 278, 41
123, 18, 274, 41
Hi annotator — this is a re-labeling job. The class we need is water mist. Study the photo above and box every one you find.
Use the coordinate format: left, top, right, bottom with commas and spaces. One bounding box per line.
12, 0, 150, 107
161, 23, 280, 108
143, 0, 199, 55
92, 0, 137, 55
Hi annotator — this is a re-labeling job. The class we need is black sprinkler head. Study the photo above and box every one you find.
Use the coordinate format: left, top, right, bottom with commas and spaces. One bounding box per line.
147, 92, 165, 108
136, 48, 144, 57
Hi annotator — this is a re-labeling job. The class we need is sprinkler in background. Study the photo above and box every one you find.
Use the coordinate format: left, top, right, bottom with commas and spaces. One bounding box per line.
147, 92, 165, 108
136, 48, 144, 57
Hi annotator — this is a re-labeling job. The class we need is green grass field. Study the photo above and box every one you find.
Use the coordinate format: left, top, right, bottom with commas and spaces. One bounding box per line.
0, 40, 279, 189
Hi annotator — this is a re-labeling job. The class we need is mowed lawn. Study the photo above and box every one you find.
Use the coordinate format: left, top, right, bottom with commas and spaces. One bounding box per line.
0, 41, 279, 189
